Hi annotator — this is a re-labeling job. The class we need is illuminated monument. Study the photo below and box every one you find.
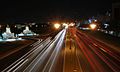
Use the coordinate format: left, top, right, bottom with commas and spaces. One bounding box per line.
18, 26, 36, 36
2, 25, 14, 39
23, 26, 32, 34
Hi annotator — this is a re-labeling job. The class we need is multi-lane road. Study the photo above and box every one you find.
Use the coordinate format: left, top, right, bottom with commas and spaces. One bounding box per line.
1, 27, 120, 72
68, 27, 120, 72
53, 27, 120, 72
2, 29, 66, 72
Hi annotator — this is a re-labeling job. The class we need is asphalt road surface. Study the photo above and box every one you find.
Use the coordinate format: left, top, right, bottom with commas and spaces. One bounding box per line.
54, 27, 120, 72
1, 28, 120, 72
68, 27, 120, 72
63, 29, 82, 72
2, 29, 66, 72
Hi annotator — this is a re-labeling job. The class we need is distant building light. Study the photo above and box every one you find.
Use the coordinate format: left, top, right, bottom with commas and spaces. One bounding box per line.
104, 24, 109, 28
109, 13, 111, 16
32, 23, 36, 25
109, 31, 114, 35
36, 25, 38, 27
94, 19, 97, 22
88, 19, 92, 23
15, 25, 17, 28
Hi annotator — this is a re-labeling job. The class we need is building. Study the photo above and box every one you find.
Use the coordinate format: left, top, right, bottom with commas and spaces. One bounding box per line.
112, 3, 120, 21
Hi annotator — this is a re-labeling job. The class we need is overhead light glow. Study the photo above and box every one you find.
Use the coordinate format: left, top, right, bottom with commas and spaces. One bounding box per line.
62, 23, 68, 28
90, 24, 97, 30
69, 23, 75, 26
54, 23, 60, 29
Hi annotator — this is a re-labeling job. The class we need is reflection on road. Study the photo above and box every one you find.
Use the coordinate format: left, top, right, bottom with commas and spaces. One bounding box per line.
2, 27, 120, 72
2, 29, 66, 72
69, 27, 120, 72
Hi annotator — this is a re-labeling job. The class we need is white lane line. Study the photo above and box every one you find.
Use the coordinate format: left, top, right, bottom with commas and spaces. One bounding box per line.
24, 40, 55, 72
6, 59, 25, 72
24, 29, 65, 72
63, 31, 67, 72
49, 30, 66, 72
2, 37, 51, 72
42, 29, 66, 72
13, 59, 29, 72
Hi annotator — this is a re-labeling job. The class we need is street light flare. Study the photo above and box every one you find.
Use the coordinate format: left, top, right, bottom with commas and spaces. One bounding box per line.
62, 23, 68, 28
54, 23, 60, 29
90, 24, 97, 30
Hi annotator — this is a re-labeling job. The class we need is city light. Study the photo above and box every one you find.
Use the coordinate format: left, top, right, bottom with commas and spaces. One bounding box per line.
54, 23, 60, 29
90, 24, 97, 30
69, 23, 75, 26
62, 23, 68, 28
0, 38, 23, 42
94, 19, 97, 22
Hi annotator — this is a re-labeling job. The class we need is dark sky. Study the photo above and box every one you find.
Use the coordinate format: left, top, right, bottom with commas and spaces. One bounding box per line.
0, 0, 113, 22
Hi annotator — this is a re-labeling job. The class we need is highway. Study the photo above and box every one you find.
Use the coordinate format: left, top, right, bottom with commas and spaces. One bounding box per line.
63, 29, 82, 72
53, 27, 120, 72
2, 29, 66, 72
1, 27, 120, 72
68, 27, 120, 72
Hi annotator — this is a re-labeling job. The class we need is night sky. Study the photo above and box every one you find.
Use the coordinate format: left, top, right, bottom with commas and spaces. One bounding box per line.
0, 0, 115, 22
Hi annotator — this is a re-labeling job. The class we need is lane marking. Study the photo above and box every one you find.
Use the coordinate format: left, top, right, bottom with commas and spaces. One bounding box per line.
6, 59, 25, 72
13, 59, 29, 72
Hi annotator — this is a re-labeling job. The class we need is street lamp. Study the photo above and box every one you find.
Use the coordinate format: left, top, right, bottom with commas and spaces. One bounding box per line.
90, 24, 97, 30
54, 23, 60, 29
62, 23, 68, 28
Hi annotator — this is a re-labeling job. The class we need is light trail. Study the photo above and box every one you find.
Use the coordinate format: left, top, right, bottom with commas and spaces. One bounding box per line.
23, 29, 66, 72
2, 37, 51, 72
75, 28, 120, 72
